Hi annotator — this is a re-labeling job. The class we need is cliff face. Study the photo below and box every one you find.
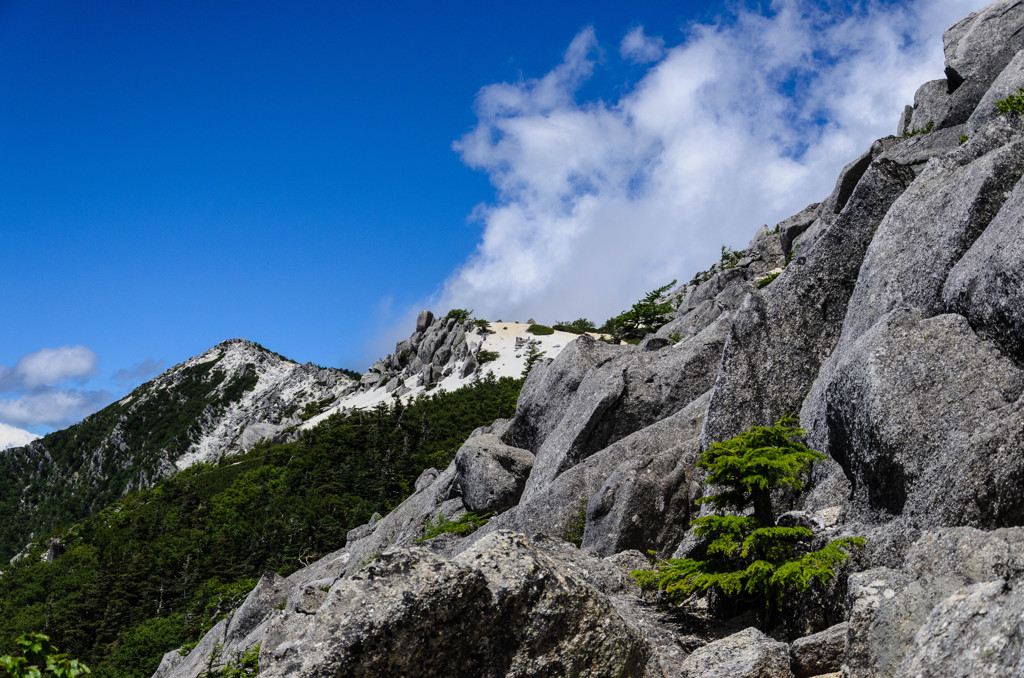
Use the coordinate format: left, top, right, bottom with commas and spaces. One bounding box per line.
161, 1, 1024, 676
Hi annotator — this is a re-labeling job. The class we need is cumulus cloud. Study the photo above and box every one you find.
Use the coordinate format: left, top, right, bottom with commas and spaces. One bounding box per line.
113, 358, 166, 386
0, 388, 112, 429
0, 345, 98, 391
620, 26, 665, 63
0, 422, 39, 451
439, 0, 983, 327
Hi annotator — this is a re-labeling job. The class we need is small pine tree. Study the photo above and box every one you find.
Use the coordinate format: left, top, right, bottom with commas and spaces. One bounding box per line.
632, 416, 863, 610
522, 343, 546, 377
602, 280, 677, 343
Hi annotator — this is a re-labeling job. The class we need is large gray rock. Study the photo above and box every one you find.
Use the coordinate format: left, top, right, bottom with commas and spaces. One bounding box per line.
790, 622, 847, 677
505, 334, 623, 453
940, 0, 1024, 127
837, 132, 1024, 344
702, 154, 915, 448
945, 153, 1024, 363
521, 315, 728, 499
895, 579, 1024, 677
343, 464, 465, 574
582, 442, 702, 557
258, 532, 654, 678
467, 391, 710, 558
968, 45, 1024, 135
844, 527, 1024, 678
805, 309, 1024, 527
679, 627, 792, 678
908, 79, 952, 132
777, 202, 821, 255
453, 434, 534, 514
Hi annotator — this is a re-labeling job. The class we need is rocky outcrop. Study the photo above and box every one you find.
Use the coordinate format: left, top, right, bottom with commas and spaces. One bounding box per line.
155, 3, 1024, 677
679, 627, 792, 678
191, 532, 681, 678
454, 435, 533, 514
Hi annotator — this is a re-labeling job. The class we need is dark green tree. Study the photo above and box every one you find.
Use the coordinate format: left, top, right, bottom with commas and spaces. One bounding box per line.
602, 280, 677, 343
633, 416, 863, 610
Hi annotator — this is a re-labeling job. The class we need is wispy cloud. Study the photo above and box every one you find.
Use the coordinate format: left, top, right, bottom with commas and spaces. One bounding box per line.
0, 345, 112, 431
0, 345, 98, 392
620, 26, 665, 64
438, 0, 983, 327
112, 358, 165, 386
0, 388, 111, 429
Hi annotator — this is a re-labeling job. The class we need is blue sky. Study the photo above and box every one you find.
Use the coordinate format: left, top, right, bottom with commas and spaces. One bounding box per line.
0, 0, 985, 440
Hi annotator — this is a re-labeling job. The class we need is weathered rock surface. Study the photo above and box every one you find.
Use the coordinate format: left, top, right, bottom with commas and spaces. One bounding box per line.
258, 532, 658, 677
518, 315, 728, 499
790, 622, 846, 677
895, 579, 1024, 677
702, 151, 915, 449
679, 627, 792, 678
454, 434, 534, 514
844, 527, 1024, 677
940, 0, 1024, 128
806, 310, 1024, 527
945, 141, 1024, 363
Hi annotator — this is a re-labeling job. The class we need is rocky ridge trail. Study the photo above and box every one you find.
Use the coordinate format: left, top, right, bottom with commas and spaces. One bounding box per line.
159, 1, 1024, 675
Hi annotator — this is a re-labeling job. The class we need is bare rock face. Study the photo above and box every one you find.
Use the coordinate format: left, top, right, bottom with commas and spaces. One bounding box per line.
679, 627, 792, 678
894, 579, 1024, 677
790, 622, 847, 677
702, 149, 915, 449
940, 0, 1024, 127
806, 309, 1024, 527
945, 140, 1024, 363
518, 316, 728, 500
258, 532, 653, 678
844, 527, 1024, 678
454, 434, 533, 514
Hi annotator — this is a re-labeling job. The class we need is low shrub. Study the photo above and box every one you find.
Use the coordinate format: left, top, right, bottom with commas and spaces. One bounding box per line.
415, 512, 490, 541
526, 324, 555, 335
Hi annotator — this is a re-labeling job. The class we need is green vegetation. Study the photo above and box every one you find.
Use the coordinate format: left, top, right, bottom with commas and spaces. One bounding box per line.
668, 333, 681, 343
445, 309, 472, 323
552, 318, 596, 334
720, 246, 743, 269
996, 87, 1024, 115
0, 633, 90, 677
415, 512, 489, 542
0, 376, 523, 678
526, 324, 554, 336
338, 367, 362, 381
601, 280, 677, 343
903, 120, 934, 137
632, 417, 863, 611
474, 349, 500, 364
198, 642, 259, 678
756, 271, 781, 289
0, 355, 267, 561
958, 134, 970, 145
522, 344, 546, 378
563, 499, 588, 547
470, 318, 492, 333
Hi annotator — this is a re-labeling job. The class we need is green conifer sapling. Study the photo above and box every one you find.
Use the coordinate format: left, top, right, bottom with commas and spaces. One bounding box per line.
632, 416, 863, 609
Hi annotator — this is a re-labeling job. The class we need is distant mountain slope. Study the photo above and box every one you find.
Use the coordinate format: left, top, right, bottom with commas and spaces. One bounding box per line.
0, 338, 358, 560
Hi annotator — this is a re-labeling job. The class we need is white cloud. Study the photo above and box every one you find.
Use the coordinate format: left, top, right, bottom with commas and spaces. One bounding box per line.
0, 389, 111, 429
439, 0, 984, 327
620, 26, 665, 63
5, 345, 98, 390
0, 422, 39, 451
